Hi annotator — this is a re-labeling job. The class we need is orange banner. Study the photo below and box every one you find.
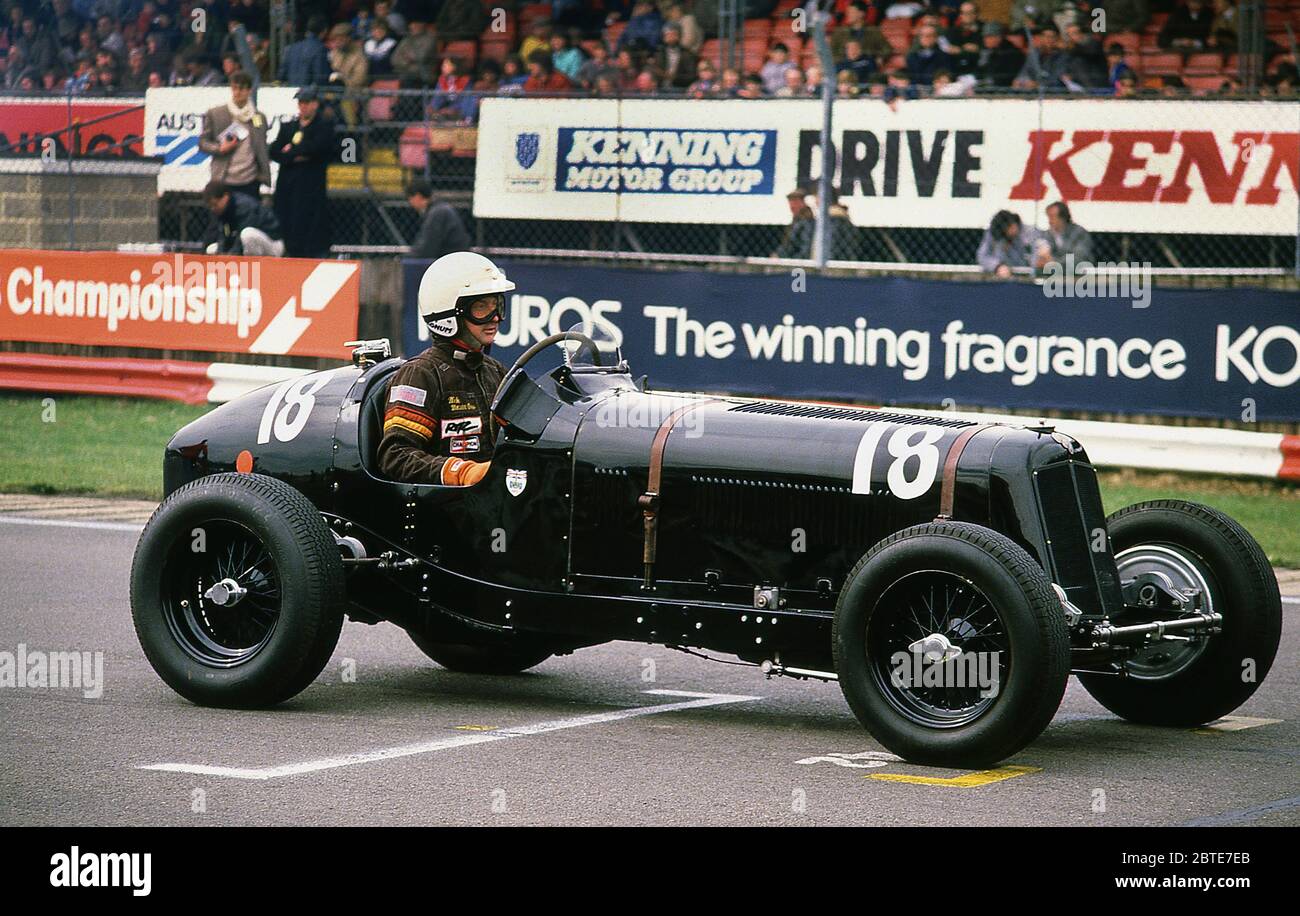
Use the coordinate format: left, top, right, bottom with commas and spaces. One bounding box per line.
0, 250, 359, 359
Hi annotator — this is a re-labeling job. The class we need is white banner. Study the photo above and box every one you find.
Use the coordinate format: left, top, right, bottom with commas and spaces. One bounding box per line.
474, 97, 1300, 236
143, 86, 301, 194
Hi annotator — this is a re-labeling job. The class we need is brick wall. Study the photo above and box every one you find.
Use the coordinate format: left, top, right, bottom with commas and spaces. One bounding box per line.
0, 163, 160, 251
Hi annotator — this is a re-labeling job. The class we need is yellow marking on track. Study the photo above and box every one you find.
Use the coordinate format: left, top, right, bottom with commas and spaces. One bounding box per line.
867, 765, 1041, 787
1194, 716, 1283, 734
454, 724, 498, 732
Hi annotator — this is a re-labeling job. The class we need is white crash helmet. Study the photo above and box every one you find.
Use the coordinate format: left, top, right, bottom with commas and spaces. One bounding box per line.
417, 251, 515, 338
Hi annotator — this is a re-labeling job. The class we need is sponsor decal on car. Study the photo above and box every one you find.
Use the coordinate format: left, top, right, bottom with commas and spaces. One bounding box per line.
505, 468, 527, 497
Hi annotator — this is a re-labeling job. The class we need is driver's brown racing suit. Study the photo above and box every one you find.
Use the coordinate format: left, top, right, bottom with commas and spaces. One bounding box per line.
376, 338, 506, 485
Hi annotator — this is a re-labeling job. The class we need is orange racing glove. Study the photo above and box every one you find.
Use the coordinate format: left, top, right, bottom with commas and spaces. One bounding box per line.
441, 458, 490, 487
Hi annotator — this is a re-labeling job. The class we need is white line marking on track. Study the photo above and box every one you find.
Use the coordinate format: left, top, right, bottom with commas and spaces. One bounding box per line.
1281, 595, 1299, 606
137, 689, 761, 780
0, 516, 143, 533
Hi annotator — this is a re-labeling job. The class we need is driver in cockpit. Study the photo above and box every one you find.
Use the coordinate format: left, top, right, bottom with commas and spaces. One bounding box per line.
377, 252, 511, 486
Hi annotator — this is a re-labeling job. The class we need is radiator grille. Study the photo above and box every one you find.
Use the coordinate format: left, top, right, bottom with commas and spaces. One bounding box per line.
729, 402, 974, 427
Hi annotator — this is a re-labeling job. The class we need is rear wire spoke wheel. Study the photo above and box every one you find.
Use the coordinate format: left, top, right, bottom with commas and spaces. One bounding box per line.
1078, 500, 1282, 726
131, 473, 345, 708
834, 521, 1070, 768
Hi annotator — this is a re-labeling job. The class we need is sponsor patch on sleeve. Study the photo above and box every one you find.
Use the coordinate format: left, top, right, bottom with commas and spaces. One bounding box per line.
441, 416, 483, 439
449, 435, 481, 454
389, 384, 428, 408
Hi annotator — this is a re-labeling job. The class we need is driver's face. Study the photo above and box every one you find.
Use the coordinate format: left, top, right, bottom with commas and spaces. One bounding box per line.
462, 295, 502, 348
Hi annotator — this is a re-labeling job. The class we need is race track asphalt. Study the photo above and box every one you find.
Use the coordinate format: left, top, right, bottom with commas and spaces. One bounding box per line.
1, 514, 1297, 827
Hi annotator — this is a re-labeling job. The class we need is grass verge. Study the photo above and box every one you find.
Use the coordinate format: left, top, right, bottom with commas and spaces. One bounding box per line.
0, 394, 1296, 566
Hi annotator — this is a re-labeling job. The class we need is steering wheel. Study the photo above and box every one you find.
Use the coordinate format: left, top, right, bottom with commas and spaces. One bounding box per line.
505, 330, 603, 377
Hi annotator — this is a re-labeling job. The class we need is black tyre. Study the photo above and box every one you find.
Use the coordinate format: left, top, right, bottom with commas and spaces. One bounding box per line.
833, 521, 1070, 768
130, 473, 345, 708
408, 631, 552, 674
1078, 500, 1281, 726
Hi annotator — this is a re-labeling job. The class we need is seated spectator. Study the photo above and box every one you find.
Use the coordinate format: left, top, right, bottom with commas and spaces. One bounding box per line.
592, 71, 619, 96
66, 54, 96, 92
279, 15, 331, 87
633, 67, 659, 92
663, 3, 703, 55
760, 42, 796, 95
519, 20, 552, 64
1159, 0, 1213, 51
454, 61, 501, 122
612, 47, 641, 90
1156, 73, 1186, 96
407, 179, 471, 260
977, 21, 1029, 87
738, 72, 766, 97
1207, 0, 1237, 55
719, 66, 742, 96
523, 50, 571, 92
94, 49, 120, 82
92, 64, 119, 93
943, 3, 982, 52
143, 32, 172, 77
430, 57, 470, 115
654, 24, 697, 89
221, 52, 241, 81
1115, 70, 1140, 96
832, 3, 892, 63
351, 3, 375, 39
392, 19, 436, 85
186, 50, 222, 86
1010, 0, 1066, 31
1104, 42, 1135, 90
17, 16, 59, 75
687, 59, 719, 97
147, 10, 182, 51
932, 68, 976, 95
40, 69, 62, 92
619, 1, 664, 54
1061, 20, 1106, 89
837, 39, 878, 86
363, 19, 397, 75
1043, 201, 1093, 264
201, 180, 285, 257
837, 69, 860, 96
327, 23, 369, 125
551, 30, 587, 81
1013, 26, 1067, 90
884, 69, 918, 106
576, 42, 612, 89
977, 209, 1046, 277
375, 0, 406, 36
500, 55, 529, 92
123, 46, 150, 90
94, 15, 125, 58
436, 0, 488, 43
1105, 0, 1150, 35
45, 0, 81, 49
775, 65, 805, 96
906, 24, 953, 86
806, 64, 829, 98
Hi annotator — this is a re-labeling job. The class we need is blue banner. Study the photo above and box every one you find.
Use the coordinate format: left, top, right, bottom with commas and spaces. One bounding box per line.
401, 259, 1300, 422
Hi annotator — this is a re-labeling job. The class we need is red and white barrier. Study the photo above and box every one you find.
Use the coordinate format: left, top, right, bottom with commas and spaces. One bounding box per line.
0, 353, 308, 405
0, 353, 1295, 480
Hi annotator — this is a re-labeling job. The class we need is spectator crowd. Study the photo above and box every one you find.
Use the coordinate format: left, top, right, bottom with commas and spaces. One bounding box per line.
1, 0, 1296, 105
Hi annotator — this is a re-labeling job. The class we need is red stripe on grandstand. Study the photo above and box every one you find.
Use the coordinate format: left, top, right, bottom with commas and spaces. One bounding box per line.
0, 353, 212, 404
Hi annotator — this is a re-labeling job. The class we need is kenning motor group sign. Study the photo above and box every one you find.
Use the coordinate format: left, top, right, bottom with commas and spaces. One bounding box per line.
0, 250, 359, 359
475, 98, 1299, 235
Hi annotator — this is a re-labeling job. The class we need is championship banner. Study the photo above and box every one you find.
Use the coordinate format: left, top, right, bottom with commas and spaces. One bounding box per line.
0, 249, 359, 359
0, 96, 144, 158
143, 86, 301, 193
402, 259, 1300, 421
474, 98, 1300, 236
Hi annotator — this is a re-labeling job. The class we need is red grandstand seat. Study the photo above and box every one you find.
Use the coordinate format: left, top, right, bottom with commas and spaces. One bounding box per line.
1224, 53, 1240, 72
1183, 74, 1225, 93
1148, 12, 1169, 31
884, 54, 905, 72
444, 40, 478, 66
743, 19, 772, 39
700, 38, 722, 64
1139, 28, 1162, 53
742, 39, 770, 64
398, 126, 429, 168
1141, 52, 1182, 76
519, 3, 550, 29
1266, 9, 1293, 29
773, 0, 801, 15
480, 37, 511, 61
881, 20, 911, 53
1183, 52, 1224, 75
366, 79, 400, 121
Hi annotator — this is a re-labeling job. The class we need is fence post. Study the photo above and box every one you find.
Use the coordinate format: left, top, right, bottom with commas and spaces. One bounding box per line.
810, 1, 834, 267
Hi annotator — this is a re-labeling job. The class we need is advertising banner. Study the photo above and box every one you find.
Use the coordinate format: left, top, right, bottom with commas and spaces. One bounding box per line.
1, 249, 359, 359
143, 86, 300, 193
0, 96, 144, 158
402, 258, 1300, 421
474, 98, 1300, 236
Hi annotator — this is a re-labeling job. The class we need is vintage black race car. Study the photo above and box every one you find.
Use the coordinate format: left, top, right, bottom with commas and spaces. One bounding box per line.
130, 332, 1283, 767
